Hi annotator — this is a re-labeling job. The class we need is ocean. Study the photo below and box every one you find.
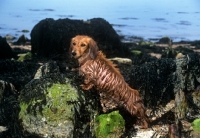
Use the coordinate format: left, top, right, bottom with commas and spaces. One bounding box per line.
0, 0, 200, 42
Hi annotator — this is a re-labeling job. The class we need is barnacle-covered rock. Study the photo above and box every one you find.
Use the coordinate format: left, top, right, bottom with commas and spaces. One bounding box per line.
130, 58, 176, 108
31, 18, 129, 58
174, 53, 200, 121
19, 61, 100, 137
0, 80, 22, 137
130, 53, 200, 137
174, 53, 200, 92
0, 59, 40, 90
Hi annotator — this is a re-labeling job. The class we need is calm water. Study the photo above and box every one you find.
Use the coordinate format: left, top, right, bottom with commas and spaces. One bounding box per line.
0, 0, 200, 42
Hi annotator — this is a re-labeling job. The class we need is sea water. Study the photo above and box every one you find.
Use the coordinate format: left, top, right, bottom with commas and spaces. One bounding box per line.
0, 0, 200, 42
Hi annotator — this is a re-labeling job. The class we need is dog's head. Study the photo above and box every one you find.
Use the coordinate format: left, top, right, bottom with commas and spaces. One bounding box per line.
69, 35, 99, 65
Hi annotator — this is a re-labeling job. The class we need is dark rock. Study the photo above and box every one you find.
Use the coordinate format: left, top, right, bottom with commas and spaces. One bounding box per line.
0, 59, 40, 90
0, 80, 22, 137
158, 36, 171, 44
0, 36, 15, 59
19, 61, 100, 137
130, 58, 176, 108
173, 54, 200, 136
21, 30, 29, 33
191, 40, 200, 46
130, 53, 200, 137
130, 53, 200, 107
31, 18, 129, 59
13, 34, 29, 45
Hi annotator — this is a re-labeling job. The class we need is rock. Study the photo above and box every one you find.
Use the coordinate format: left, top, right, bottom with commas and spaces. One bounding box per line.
0, 59, 40, 90
130, 58, 176, 108
109, 57, 132, 65
17, 52, 32, 62
0, 36, 15, 59
191, 40, 200, 47
13, 34, 29, 45
158, 36, 171, 44
0, 126, 7, 133
31, 18, 129, 59
130, 53, 200, 137
21, 29, 29, 33
19, 61, 100, 137
109, 57, 133, 82
5, 34, 16, 42
94, 111, 125, 138
191, 119, 200, 137
0, 80, 22, 137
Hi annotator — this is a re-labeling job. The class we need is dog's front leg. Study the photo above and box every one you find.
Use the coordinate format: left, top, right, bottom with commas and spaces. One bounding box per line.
80, 73, 94, 90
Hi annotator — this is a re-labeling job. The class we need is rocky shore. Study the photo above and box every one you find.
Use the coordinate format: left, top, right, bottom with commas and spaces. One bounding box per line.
0, 18, 200, 138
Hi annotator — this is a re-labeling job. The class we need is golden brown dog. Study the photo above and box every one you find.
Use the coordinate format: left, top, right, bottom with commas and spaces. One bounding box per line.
69, 35, 148, 128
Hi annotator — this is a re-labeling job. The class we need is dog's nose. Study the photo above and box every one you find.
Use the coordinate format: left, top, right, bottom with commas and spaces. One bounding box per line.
71, 51, 76, 56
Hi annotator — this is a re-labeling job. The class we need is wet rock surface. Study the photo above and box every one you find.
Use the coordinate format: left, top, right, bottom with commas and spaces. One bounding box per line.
0, 59, 40, 91
129, 53, 200, 137
130, 58, 176, 108
0, 80, 22, 138
18, 61, 99, 137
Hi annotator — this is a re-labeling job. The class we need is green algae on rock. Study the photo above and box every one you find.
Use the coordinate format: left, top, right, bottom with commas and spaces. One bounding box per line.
131, 50, 142, 55
191, 118, 200, 137
42, 83, 78, 122
192, 118, 200, 132
94, 111, 125, 138
17, 52, 32, 62
18, 61, 101, 137
19, 61, 80, 137
19, 82, 79, 137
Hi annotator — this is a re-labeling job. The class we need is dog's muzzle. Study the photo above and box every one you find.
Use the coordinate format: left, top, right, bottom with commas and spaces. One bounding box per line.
71, 51, 76, 56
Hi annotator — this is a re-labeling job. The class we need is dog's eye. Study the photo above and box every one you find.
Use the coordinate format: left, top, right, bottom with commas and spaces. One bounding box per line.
73, 42, 76, 46
81, 43, 86, 47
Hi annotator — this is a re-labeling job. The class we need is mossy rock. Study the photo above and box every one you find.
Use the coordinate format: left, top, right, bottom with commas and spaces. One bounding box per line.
19, 82, 79, 137
94, 111, 125, 138
190, 118, 200, 137
192, 118, 200, 132
18, 52, 32, 61
19, 61, 100, 137
139, 41, 155, 47
131, 50, 142, 55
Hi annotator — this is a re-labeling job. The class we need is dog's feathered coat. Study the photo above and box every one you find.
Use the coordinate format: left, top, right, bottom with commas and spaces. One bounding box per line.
70, 35, 148, 128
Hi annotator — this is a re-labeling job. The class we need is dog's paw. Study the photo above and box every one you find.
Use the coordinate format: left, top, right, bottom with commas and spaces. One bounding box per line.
80, 84, 93, 90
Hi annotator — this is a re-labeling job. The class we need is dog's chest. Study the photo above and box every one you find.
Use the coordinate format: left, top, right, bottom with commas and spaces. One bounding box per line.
80, 60, 112, 85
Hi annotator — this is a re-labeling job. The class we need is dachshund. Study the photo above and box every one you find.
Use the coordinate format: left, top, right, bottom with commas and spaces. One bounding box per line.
69, 35, 148, 128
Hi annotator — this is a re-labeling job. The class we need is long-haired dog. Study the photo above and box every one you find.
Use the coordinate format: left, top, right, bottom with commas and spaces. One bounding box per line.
69, 35, 148, 128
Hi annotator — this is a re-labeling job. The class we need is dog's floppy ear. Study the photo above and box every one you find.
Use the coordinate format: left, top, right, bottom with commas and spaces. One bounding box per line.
88, 38, 99, 59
